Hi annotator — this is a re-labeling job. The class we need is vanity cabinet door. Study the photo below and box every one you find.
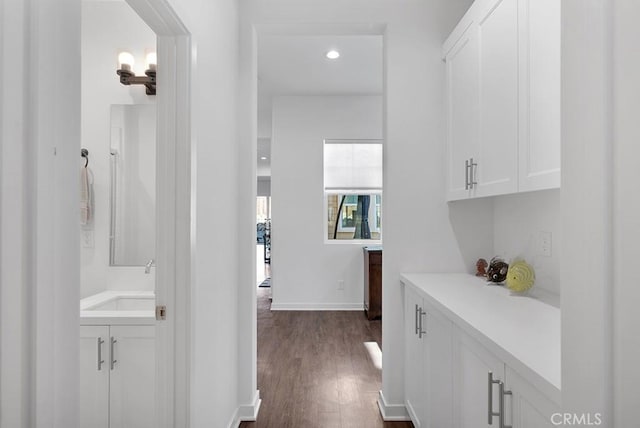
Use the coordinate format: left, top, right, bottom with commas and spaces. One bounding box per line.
453, 328, 505, 428
80, 326, 110, 428
109, 325, 156, 428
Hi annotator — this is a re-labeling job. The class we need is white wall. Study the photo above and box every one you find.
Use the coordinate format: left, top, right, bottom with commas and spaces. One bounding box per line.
161, 0, 245, 425
270, 95, 382, 309
81, 1, 156, 298
493, 190, 561, 301
613, 0, 640, 425
240, 0, 475, 414
1, 0, 81, 426
257, 177, 271, 197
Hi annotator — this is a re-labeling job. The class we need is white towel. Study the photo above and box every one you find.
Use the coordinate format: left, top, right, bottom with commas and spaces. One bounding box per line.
80, 167, 93, 225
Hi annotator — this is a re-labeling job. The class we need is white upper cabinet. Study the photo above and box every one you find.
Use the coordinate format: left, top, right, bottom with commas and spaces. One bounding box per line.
476, 0, 519, 197
443, 0, 560, 201
518, 0, 561, 192
445, 22, 480, 200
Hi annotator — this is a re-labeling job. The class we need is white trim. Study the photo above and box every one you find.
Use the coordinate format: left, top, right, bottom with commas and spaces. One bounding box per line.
377, 390, 411, 421
227, 391, 261, 428
124, 1, 191, 427
270, 302, 364, 311
238, 390, 262, 421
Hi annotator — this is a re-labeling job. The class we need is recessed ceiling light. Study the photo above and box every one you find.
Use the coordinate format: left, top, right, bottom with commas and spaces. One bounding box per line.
326, 50, 340, 60
260, 156, 268, 160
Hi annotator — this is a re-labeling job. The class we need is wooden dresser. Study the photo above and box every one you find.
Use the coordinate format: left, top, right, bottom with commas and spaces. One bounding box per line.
363, 246, 382, 320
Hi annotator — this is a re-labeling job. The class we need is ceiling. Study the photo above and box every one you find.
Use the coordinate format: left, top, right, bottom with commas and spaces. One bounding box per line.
257, 34, 383, 177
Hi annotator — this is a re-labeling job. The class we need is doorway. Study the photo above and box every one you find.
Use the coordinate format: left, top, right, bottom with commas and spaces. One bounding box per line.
250, 29, 385, 424
78, 0, 191, 426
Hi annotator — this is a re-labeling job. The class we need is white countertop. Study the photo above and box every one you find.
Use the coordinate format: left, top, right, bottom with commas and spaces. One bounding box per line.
401, 273, 561, 399
80, 290, 155, 326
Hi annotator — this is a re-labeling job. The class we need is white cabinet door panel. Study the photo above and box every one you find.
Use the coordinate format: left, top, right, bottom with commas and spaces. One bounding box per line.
404, 285, 425, 427
476, 0, 519, 197
453, 328, 505, 428
424, 303, 453, 428
80, 326, 110, 428
518, 0, 561, 191
446, 23, 479, 201
506, 367, 560, 428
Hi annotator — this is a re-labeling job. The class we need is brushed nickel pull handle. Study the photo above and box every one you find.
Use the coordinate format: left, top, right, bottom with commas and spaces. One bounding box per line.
415, 304, 420, 335
500, 382, 513, 428
418, 308, 427, 339
97, 338, 105, 371
110, 337, 117, 370
465, 159, 470, 190
470, 158, 478, 189
488, 371, 501, 424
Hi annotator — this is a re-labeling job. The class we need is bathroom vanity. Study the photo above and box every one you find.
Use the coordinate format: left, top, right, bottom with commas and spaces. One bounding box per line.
80, 291, 155, 428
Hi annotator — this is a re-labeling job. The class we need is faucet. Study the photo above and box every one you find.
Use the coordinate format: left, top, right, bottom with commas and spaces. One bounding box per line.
144, 259, 155, 274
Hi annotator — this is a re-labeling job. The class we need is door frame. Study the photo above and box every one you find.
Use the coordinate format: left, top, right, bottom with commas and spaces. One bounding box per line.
124, 1, 191, 426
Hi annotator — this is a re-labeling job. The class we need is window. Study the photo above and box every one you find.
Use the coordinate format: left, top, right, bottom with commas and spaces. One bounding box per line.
324, 139, 383, 242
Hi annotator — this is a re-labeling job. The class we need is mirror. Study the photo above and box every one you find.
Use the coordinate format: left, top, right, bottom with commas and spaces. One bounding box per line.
109, 104, 156, 266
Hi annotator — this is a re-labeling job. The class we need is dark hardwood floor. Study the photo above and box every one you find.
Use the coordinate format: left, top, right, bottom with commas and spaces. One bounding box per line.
239, 288, 413, 428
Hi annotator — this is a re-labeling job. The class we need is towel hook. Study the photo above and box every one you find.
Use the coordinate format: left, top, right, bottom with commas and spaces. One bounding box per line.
81, 148, 89, 167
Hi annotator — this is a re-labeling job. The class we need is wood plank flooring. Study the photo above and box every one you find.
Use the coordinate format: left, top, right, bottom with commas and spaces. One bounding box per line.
239, 288, 413, 428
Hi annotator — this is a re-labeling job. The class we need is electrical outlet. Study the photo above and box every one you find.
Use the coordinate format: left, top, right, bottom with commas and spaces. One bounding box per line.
81, 230, 95, 248
538, 231, 552, 257
337, 280, 345, 290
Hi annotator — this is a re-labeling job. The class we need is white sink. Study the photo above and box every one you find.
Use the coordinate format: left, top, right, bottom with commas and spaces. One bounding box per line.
84, 295, 155, 311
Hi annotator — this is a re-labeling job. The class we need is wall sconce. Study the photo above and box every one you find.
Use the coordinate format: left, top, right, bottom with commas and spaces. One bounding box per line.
116, 51, 156, 95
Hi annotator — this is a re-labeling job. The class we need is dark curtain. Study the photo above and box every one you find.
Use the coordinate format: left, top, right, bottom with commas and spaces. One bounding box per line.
353, 195, 371, 239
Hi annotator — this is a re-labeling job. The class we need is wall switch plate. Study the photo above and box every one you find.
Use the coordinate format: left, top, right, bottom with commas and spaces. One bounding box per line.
538, 231, 552, 257
337, 280, 345, 290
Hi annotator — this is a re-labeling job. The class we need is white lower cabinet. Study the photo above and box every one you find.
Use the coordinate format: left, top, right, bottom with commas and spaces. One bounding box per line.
80, 325, 155, 428
505, 367, 559, 428
403, 282, 560, 428
452, 327, 560, 428
453, 327, 506, 428
404, 286, 453, 428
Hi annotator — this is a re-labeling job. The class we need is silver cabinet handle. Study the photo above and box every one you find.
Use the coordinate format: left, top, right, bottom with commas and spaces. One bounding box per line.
470, 157, 478, 188
418, 308, 427, 339
97, 338, 105, 371
465, 159, 470, 190
488, 371, 501, 424
415, 304, 420, 335
499, 382, 513, 428
110, 337, 117, 370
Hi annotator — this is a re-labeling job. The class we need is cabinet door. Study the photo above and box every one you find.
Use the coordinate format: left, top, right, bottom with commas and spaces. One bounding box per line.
475, 0, 519, 197
80, 326, 110, 428
109, 325, 156, 428
518, 0, 561, 191
423, 303, 453, 428
505, 367, 560, 428
404, 285, 425, 427
446, 22, 479, 201
453, 328, 505, 428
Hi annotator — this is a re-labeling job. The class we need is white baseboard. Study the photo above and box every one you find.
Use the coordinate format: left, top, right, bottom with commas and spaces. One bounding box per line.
229, 390, 261, 428
270, 302, 364, 311
377, 390, 410, 421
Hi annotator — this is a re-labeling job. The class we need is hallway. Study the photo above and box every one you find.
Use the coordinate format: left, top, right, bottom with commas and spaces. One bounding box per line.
240, 288, 413, 428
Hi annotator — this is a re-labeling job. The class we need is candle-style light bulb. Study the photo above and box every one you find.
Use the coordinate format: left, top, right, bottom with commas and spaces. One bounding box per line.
145, 52, 157, 72
118, 52, 134, 72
